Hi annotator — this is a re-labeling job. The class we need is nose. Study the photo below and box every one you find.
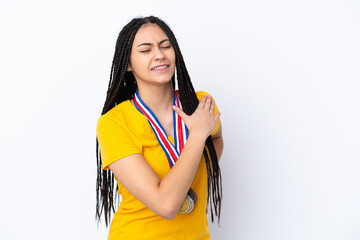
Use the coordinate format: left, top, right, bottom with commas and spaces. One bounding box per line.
153, 46, 165, 61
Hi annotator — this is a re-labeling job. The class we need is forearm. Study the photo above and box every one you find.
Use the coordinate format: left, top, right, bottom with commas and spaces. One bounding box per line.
158, 132, 207, 217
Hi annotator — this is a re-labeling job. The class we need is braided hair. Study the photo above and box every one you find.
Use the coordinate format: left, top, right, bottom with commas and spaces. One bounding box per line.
96, 16, 222, 226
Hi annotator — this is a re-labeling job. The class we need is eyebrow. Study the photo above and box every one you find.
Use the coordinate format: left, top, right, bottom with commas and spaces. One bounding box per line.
136, 39, 170, 48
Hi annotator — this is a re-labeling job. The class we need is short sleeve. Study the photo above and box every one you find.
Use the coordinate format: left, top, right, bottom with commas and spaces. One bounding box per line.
96, 115, 142, 170
195, 91, 221, 137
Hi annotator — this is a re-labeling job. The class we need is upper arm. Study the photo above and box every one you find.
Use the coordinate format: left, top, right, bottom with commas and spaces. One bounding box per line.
212, 120, 222, 139
96, 115, 142, 170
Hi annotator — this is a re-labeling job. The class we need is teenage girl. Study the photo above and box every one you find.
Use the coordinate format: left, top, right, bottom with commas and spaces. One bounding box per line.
96, 16, 223, 239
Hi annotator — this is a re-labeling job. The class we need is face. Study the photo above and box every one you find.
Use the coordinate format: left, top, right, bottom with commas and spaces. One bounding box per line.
127, 24, 175, 86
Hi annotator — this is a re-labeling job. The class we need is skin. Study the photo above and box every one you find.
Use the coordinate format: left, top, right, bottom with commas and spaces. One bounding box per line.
127, 23, 175, 118
109, 23, 223, 219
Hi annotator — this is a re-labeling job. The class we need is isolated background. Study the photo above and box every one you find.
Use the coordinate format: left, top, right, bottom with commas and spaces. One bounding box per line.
1, 0, 359, 239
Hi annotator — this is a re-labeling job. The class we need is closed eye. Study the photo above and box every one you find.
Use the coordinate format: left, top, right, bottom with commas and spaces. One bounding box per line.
140, 46, 171, 53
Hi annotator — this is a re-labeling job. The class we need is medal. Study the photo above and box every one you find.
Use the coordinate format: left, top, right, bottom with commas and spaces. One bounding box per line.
178, 188, 197, 214
132, 89, 197, 214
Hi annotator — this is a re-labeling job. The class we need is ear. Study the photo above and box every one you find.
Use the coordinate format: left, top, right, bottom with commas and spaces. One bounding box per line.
127, 65, 132, 72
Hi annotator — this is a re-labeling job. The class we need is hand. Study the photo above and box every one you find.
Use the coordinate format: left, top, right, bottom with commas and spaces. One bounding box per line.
172, 95, 221, 139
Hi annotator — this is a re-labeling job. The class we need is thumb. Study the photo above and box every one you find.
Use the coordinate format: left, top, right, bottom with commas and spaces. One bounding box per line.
172, 105, 188, 120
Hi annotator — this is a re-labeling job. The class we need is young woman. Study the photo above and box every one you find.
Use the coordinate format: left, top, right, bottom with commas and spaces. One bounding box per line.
96, 16, 224, 239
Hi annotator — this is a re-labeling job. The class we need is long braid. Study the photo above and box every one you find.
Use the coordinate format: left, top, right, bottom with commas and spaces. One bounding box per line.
96, 16, 222, 227
96, 19, 146, 226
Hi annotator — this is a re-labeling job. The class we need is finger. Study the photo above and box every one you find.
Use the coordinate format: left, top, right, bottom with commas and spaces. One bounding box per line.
172, 106, 188, 120
209, 100, 215, 115
204, 95, 212, 110
214, 111, 221, 121
198, 95, 207, 109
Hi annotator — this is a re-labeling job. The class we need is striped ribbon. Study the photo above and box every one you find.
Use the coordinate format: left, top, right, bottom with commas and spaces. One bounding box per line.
132, 89, 189, 168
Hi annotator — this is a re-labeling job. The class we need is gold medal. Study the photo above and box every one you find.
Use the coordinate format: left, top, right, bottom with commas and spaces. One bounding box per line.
178, 196, 191, 214
178, 188, 197, 214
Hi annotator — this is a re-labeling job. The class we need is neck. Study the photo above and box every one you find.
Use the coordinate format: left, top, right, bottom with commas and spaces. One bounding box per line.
136, 82, 174, 114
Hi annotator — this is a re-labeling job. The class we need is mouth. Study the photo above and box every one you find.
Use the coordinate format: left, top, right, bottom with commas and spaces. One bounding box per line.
151, 64, 170, 72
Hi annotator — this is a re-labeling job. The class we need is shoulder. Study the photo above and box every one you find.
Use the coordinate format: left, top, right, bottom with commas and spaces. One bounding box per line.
101, 101, 130, 119
96, 100, 150, 142
96, 100, 135, 132
195, 90, 217, 102
195, 90, 211, 99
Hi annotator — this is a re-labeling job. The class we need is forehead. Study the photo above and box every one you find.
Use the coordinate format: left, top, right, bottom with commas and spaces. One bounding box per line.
133, 24, 168, 45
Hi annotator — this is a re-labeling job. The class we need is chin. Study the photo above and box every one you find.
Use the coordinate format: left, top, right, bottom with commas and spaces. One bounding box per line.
151, 75, 174, 83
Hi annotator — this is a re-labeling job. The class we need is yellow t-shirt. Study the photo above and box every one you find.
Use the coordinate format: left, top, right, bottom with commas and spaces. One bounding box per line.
96, 90, 220, 240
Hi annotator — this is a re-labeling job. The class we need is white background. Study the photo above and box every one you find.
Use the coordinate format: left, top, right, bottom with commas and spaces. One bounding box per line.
0, 0, 359, 239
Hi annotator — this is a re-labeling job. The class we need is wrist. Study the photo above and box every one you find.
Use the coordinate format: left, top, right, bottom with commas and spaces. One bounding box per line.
188, 131, 208, 143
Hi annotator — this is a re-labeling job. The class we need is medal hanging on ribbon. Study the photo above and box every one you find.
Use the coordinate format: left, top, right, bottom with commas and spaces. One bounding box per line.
132, 89, 197, 214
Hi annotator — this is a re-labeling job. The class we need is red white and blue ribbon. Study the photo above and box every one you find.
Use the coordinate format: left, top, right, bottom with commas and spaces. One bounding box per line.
133, 89, 189, 168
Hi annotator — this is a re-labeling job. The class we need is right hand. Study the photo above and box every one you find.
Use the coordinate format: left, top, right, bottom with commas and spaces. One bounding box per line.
172, 95, 221, 139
